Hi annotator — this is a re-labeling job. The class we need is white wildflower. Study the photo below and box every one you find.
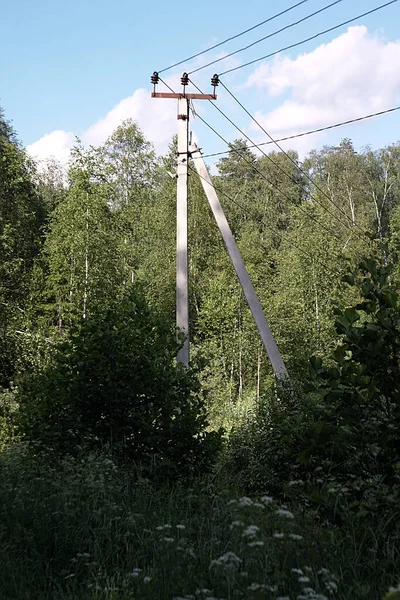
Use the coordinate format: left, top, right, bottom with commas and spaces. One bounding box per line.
289, 534, 303, 540
209, 551, 242, 571
176, 524, 186, 530
143, 576, 152, 584
253, 502, 265, 508
388, 584, 400, 592
292, 568, 304, 575
288, 480, 304, 486
298, 576, 310, 583
277, 597, 290, 600
247, 541, 264, 547
318, 568, 329, 576
248, 583, 262, 591
276, 508, 295, 519
325, 581, 338, 592
227, 499, 237, 506
242, 525, 260, 538
273, 532, 285, 539
129, 568, 142, 577
229, 520, 244, 529
156, 524, 172, 530
260, 495, 273, 505
238, 496, 253, 507
162, 537, 175, 543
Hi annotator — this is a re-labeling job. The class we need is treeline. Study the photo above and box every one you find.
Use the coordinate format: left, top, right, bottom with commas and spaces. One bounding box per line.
1, 106, 400, 427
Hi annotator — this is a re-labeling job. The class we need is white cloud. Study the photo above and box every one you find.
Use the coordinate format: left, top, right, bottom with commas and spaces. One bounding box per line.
28, 27, 400, 166
27, 130, 76, 165
246, 26, 400, 148
25, 47, 235, 166
82, 87, 176, 150
27, 83, 177, 165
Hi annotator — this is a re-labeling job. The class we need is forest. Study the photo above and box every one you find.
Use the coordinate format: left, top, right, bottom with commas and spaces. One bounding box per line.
0, 104, 399, 600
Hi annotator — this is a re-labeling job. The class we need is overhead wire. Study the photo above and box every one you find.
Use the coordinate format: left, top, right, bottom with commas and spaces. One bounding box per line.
188, 77, 360, 240
200, 106, 400, 159
188, 0, 345, 75
219, 79, 368, 234
156, 78, 349, 265
187, 161, 320, 263
219, 0, 399, 76
157, 0, 312, 74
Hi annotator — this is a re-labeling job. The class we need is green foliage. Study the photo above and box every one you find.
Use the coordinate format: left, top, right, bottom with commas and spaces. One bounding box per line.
0, 387, 18, 449
18, 286, 221, 475
223, 252, 400, 516
0, 109, 46, 389
0, 446, 396, 600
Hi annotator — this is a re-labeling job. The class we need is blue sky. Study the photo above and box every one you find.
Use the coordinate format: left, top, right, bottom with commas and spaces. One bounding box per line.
1, 0, 400, 164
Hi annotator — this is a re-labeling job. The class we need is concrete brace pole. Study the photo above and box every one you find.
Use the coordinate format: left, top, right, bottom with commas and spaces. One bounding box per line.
176, 97, 190, 366
190, 143, 288, 380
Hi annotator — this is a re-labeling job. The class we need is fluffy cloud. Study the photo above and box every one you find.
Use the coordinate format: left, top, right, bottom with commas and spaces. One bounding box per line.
82, 87, 176, 149
25, 47, 238, 166
246, 26, 400, 149
27, 84, 177, 164
27, 130, 76, 165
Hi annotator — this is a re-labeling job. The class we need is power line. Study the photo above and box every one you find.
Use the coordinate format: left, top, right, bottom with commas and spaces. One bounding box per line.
155, 81, 351, 266
188, 77, 359, 239
189, 104, 344, 242
187, 161, 320, 263
158, 0, 312, 74
219, 0, 399, 76
201, 106, 400, 159
189, 0, 345, 75
219, 79, 366, 233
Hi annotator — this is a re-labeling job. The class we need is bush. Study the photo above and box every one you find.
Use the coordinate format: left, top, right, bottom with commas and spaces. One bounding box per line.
17, 286, 221, 476
223, 253, 400, 513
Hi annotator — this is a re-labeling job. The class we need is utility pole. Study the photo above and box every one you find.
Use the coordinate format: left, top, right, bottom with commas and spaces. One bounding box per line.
190, 143, 288, 380
151, 72, 218, 367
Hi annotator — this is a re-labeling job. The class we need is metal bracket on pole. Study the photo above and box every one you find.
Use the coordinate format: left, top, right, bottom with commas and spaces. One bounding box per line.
190, 143, 289, 380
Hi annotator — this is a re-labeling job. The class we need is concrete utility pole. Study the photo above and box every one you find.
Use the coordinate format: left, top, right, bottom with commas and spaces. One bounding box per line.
151, 72, 218, 367
190, 143, 288, 380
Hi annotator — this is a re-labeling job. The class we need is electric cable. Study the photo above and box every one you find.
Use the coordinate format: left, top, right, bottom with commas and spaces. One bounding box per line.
189, 77, 362, 239
158, 0, 312, 74
189, 108, 344, 242
219, 79, 368, 233
188, 0, 345, 75
187, 161, 325, 263
200, 106, 400, 159
219, 0, 399, 76
156, 77, 366, 253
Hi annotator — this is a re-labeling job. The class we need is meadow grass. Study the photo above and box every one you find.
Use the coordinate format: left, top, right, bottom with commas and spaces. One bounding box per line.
0, 444, 398, 600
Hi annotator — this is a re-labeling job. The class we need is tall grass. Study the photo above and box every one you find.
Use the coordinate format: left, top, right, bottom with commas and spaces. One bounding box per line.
0, 444, 398, 600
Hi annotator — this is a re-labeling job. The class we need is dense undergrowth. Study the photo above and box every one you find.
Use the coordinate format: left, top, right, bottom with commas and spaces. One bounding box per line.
0, 446, 398, 600
1, 255, 400, 600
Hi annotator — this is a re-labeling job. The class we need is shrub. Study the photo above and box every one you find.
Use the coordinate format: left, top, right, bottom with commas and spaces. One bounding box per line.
223, 253, 400, 513
17, 286, 221, 476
